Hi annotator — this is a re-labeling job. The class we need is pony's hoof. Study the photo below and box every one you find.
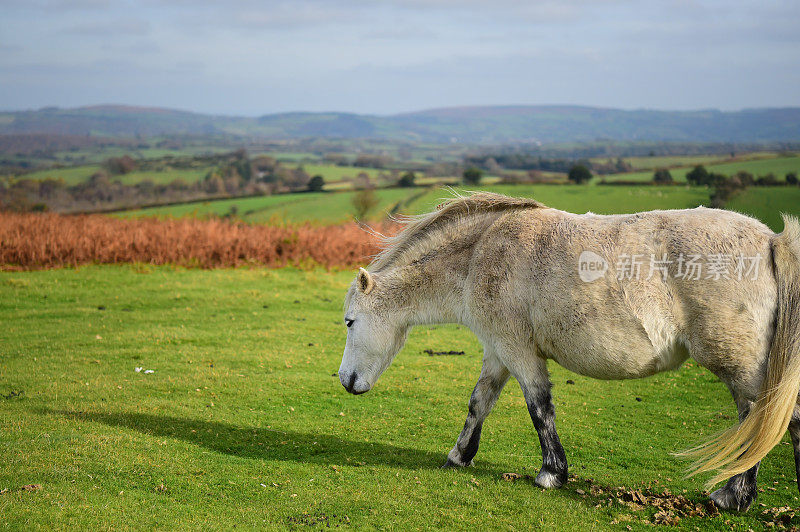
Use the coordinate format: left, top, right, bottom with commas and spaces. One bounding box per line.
534, 468, 565, 489
441, 457, 470, 468
709, 486, 754, 512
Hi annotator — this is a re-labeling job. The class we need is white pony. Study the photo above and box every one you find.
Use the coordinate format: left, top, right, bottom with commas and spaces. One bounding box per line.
339, 192, 800, 511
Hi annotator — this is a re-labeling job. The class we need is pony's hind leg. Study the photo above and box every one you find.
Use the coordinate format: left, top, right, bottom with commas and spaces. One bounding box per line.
521, 373, 568, 488
789, 405, 800, 496
505, 353, 568, 489
443, 348, 510, 468
709, 397, 761, 511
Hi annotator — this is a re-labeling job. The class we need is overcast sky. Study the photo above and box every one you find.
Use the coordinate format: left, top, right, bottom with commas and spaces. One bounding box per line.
1, 0, 799, 116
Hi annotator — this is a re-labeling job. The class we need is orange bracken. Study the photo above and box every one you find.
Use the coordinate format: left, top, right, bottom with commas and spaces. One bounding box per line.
0, 212, 395, 270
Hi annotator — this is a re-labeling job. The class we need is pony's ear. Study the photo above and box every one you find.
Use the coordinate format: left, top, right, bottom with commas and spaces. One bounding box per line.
357, 267, 375, 294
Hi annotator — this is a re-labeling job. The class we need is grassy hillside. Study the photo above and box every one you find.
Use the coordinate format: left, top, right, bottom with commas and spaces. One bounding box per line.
601, 155, 800, 184
4, 105, 800, 143
15, 162, 385, 188
118, 186, 704, 223
19, 165, 213, 186
118, 183, 800, 233
727, 187, 800, 232
119, 188, 416, 224
14, 151, 796, 195
593, 152, 781, 171
19, 164, 103, 185
300, 164, 383, 182
598, 154, 728, 170
1, 266, 797, 529
411, 185, 708, 215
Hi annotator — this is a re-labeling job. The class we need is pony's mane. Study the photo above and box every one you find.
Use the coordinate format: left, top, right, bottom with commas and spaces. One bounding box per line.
370, 191, 545, 271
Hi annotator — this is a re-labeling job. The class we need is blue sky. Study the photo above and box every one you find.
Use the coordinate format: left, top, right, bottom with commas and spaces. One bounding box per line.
1, 0, 798, 115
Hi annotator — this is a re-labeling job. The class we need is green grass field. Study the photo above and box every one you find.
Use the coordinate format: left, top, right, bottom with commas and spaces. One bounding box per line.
50, 144, 233, 166
727, 187, 800, 232
445, 185, 800, 233
300, 164, 384, 183
117, 182, 800, 233
17, 165, 213, 186
1, 266, 797, 529
592, 153, 781, 171
116, 194, 324, 220
116, 167, 213, 186
601, 155, 800, 184
14, 162, 385, 189
404, 184, 709, 216
613, 155, 728, 170
120, 185, 710, 223
118, 188, 419, 224
256, 151, 319, 162
11, 153, 798, 215
19, 165, 102, 185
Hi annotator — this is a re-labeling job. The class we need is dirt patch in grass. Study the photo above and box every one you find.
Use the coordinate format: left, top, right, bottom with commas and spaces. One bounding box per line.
423, 349, 465, 356
286, 512, 351, 528
2, 390, 24, 400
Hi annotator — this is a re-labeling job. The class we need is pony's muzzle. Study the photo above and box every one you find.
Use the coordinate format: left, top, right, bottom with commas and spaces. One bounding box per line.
339, 371, 370, 395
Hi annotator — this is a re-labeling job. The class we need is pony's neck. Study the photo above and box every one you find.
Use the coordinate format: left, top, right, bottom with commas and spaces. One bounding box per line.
378, 216, 490, 327
393, 263, 468, 326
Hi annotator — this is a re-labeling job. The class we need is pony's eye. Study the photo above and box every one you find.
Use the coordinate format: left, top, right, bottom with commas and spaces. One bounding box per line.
345, 319, 354, 328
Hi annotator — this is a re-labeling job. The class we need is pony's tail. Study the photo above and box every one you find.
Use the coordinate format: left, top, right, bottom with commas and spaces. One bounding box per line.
682, 214, 800, 487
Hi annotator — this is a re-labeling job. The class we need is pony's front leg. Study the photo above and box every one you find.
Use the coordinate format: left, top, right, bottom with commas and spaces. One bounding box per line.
443, 349, 510, 468
516, 358, 568, 489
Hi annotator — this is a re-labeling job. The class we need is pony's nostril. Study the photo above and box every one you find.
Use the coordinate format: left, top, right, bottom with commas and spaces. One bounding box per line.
347, 372, 357, 392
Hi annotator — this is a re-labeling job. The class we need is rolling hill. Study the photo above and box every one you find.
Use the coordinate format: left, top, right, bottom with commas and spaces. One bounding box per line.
2, 104, 800, 144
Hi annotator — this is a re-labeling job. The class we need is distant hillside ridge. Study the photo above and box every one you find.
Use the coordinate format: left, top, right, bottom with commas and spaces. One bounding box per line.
2, 104, 799, 143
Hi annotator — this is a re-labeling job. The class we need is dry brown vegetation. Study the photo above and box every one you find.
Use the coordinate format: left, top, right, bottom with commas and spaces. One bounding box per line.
501, 473, 798, 529
0, 212, 393, 270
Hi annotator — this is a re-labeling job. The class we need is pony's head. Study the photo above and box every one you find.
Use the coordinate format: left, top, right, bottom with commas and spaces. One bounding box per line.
339, 267, 409, 394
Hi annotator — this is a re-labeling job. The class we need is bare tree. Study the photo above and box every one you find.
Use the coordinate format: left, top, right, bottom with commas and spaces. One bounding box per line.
352, 188, 378, 220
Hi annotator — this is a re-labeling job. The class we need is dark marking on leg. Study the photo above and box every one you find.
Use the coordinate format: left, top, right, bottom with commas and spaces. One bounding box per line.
444, 356, 509, 468
790, 411, 800, 496
710, 463, 760, 512
709, 401, 760, 511
526, 386, 568, 488
445, 390, 484, 467
460, 420, 483, 464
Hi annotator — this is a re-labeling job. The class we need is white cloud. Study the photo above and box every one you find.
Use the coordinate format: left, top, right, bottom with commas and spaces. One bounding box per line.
62, 18, 150, 36
0, 0, 797, 114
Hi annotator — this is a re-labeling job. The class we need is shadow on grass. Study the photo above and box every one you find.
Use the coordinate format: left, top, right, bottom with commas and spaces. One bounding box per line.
41, 409, 792, 525
45, 408, 505, 474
